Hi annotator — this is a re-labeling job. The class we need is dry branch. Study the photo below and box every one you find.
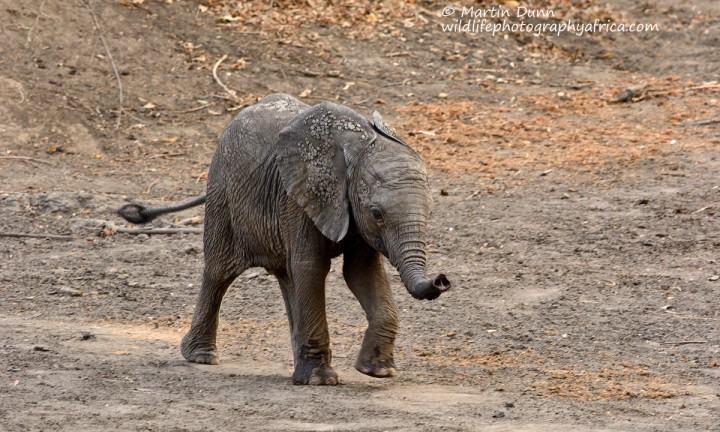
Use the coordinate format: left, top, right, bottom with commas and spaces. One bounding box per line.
660, 341, 707, 345
0, 156, 53, 165
686, 83, 720, 91
212, 54, 238, 100
25, 0, 47, 47
695, 118, 720, 127
0, 231, 75, 241
116, 227, 202, 235
173, 103, 212, 114
148, 152, 186, 160
25, 0, 46, 48
82, 0, 124, 129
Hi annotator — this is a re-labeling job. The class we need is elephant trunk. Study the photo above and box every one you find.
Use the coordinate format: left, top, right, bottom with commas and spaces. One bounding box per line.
406, 273, 451, 300
391, 232, 451, 301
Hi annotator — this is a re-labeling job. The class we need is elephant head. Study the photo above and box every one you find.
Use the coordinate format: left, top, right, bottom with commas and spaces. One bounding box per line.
277, 102, 450, 300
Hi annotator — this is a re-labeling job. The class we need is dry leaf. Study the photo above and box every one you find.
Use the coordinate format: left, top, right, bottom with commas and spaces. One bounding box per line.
232, 58, 248, 70
299, 88, 312, 98
191, 171, 208, 180
444, 54, 464, 61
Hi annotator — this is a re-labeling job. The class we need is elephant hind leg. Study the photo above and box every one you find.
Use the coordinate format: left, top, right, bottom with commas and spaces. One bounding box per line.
181, 194, 243, 365
181, 268, 239, 365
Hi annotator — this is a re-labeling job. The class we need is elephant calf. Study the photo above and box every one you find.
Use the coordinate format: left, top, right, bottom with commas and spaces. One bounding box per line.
118, 94, 450, 385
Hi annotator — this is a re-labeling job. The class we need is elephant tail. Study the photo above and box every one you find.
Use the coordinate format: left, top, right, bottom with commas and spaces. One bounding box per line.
117, 195, 207, 224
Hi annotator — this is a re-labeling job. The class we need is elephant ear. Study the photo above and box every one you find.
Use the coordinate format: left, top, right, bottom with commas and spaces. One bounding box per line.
372, 110, 407, 146
277, 102, 377, 242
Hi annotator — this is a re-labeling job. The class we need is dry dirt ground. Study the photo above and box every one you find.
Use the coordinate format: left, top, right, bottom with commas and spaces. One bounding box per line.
1, 1, 719, 431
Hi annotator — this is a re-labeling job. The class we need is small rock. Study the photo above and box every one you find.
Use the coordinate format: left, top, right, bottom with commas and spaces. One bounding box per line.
56, 286, 83, 297
183, 245, 200, 255
709, 275, 719, 281
504, 402, 514, 408
33, 346, 50, 352
80, 332, 95, 341
492, 411, 505, 418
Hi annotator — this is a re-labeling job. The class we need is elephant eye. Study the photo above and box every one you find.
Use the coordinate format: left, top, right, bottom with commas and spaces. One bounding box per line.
370, 206, 384, 222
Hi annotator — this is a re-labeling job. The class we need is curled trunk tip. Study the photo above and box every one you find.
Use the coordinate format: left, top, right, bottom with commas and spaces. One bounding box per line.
408, 273, 451, 300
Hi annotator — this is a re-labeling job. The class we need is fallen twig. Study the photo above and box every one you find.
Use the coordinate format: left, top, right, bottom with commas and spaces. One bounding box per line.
686, 83, 720, 91
0, 155, 54, 165
212, 54, 238, 100
144, 179, 159, 195
116, 227, 202, 235
148, 152, 186, 160
227, 103, 250, 112
660, 341, 707, 345
173, 103, 212, 114
82, 0, 124, 129
25, 0, 47, 48
381, 78, 412, 88
695, 118, 720, 127
0, 231, 75, 241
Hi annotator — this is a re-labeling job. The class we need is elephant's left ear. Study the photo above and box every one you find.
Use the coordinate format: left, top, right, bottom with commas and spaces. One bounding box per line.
276, 102, 377, 242
372, 111, 407, 146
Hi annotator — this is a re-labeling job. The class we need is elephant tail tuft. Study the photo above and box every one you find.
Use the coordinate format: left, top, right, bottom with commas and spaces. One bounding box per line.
117, 203, 156, 224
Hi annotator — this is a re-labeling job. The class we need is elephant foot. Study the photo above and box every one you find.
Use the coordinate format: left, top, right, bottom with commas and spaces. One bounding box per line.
355, 358, 397, 378
293, 345, 337, 385
293, 365, 338, 386
181, 333, 220, 365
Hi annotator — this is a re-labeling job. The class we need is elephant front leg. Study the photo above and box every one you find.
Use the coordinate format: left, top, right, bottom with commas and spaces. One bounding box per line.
343, 244, 399, 378
279, 260, 338, 385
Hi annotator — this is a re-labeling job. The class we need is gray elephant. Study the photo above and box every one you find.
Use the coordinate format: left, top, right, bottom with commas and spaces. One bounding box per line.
118, 94, 450, 385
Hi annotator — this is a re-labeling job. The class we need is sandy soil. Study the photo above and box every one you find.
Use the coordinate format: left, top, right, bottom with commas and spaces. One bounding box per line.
1, 1, 719, 430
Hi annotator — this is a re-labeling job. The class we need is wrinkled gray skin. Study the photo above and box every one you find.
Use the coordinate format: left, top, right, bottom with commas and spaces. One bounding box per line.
118, 94, 450, 385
